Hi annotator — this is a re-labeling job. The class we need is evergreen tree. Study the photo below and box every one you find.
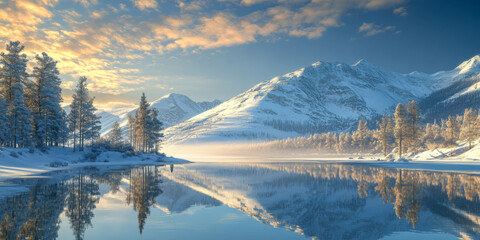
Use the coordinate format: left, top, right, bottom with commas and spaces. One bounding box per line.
127, 113, 135, 148
0, 41, 31, 147
27, 53, 63, 147
376, 115, 394, 157
442, 115, 460, 145
147, 108, 163, 153
355, 120, 368, 154
84, 98, 101, 147
131, 93, 163, 153
58, 109, 70, 147
109, 121, 123, 147
69, 77, 100, 151
0, 97, 8, 145
134, 93, 150, 152
394, 103, 408, 158
406, 100, 423, 153
460, 108, 478, 149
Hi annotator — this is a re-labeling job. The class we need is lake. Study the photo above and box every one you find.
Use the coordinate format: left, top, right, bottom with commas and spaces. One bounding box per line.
1, 162, 479, 240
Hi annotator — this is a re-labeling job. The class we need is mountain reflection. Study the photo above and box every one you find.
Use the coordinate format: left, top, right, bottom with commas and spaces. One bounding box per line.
0, 163, 480, 239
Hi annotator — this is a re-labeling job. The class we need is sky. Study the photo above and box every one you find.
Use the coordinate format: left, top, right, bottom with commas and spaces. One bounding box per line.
1, 0, 479, 106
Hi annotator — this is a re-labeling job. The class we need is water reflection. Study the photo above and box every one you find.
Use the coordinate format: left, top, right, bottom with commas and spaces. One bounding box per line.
0, 162, 479, 239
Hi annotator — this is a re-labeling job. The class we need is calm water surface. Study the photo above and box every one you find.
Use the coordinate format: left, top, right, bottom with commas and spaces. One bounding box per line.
1, 162, 479, 240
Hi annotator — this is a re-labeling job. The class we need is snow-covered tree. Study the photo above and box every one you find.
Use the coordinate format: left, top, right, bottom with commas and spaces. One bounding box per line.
109, 121, 123, 147
132, 93, 163, 153
84, 98, 101, 147
441, 115, 460, 146
0, 97, 9, 145
134, 93, 150, 152
147, 108, 163, 152
58, 109, 70, 147
354, 120, 368, 154
394, 103, 408, 158
69, 77, 100, 151
0, 41, 31, 147
376, 115, 394, 156
406, 100, 423, 153
127, 113, 135, 148
27, 53, 63, 148
460, 108, 478, 149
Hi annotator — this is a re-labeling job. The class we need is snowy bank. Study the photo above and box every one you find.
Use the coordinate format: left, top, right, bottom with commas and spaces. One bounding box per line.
0, 147, 190, 180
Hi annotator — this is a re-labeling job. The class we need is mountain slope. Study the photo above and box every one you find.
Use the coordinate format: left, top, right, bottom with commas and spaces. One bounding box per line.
420, 54, 480, 121
98, 93, 221, 136
163, 60, 438, 144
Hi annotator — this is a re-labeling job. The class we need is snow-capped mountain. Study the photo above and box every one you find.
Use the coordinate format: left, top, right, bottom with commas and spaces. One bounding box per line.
98, 93, 221, 136
420, 54, 480, 121
163, 60, 441, 144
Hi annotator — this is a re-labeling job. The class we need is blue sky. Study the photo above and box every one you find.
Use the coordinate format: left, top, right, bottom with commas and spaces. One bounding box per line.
1, 0, 479, 105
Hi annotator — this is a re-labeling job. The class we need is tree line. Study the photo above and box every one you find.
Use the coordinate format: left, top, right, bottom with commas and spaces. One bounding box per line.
0, 41, 162, 153
253, 100, 480, 158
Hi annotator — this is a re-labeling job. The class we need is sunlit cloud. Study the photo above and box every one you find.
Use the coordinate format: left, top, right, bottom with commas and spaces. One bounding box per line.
131, 0, 158, 10
0, 0, 405, 97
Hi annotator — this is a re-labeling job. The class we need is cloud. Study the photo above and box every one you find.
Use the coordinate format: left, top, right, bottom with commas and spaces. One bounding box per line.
177, 1, 204, 11
73, 0, 98, 7
90, 10, 107, 19
131, 0, 158, 10
0, 0, 406, 96
358, 22, 395, 36
393, 7, 407, 16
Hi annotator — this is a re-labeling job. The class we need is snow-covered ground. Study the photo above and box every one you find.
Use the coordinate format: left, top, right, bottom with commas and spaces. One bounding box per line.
0, 147, 189, 180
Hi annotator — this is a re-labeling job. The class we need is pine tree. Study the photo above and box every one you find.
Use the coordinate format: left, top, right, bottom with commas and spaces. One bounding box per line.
0, 41, 31, 147
460, 108, 478, 149
376, 115, 394, 156
127, 113, 135, 148
406, 100, 423, 153
146, 108, 163, 153
442, 115, 460, 145
69, 77, 100, 151
134, 93, 150, 152
355, 120, 368, 154
27, 53, 63, 148
0, 97, 8, 145
109, 121, 123, 148
84, 98, 101, 147
394, 103, 408, 158
58, 109, 70, 147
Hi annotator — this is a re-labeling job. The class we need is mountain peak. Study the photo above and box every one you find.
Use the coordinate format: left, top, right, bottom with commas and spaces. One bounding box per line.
352, 59, 378, 68
455, 54, 480, 74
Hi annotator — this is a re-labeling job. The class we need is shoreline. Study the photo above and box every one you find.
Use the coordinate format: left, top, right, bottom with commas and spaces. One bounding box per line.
0, 147, 190, 181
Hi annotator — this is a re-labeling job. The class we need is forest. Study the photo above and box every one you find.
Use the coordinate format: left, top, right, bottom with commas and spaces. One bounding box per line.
0, 41, 162, 153
253, 100, 479, 158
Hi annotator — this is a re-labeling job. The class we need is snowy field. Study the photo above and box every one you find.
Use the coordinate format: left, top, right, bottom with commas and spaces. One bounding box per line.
0, 147, 189, 180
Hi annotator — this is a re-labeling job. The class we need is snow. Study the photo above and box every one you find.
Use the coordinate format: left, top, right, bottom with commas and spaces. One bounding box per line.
96, 93, 221, 137
0, 147, 189, 181
162, 60, 439, 145
159, 55, 480, 145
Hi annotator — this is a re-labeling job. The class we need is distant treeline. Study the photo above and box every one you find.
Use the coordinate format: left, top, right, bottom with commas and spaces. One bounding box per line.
253, 100, 479, 158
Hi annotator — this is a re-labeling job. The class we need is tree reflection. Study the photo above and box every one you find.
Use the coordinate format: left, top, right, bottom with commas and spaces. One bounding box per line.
374, 170, 393, 203
0, 182, 67, 240
392, 170, 421, 227
126, 166, 163, 234
65, 175, 100, 240
1, 163, 480, 240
